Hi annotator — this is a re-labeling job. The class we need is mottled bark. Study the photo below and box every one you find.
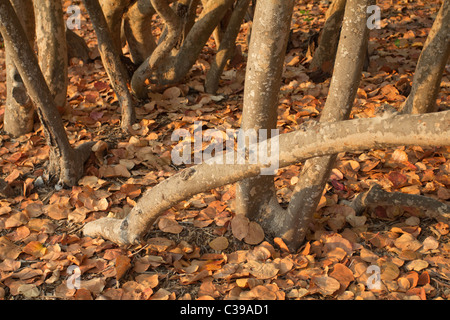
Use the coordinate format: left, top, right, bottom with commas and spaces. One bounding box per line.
82, 0, 135, 131
83, 110, 450, 245
98, 0, 130, 54
34, 0, 68, 109
3, 0, 35, 137
309, 0, 346, 73
235, 0, 294, 224
123, 0, 156, 65
0, 0, 93, 186
281, 0, 374, 249
205, 0, 251, 94
167, 0, 234, 81
130, 0, 235, 97
131, 0, 182, 98
400, 0, 450, 114
66, 27, 90, 63
347, 184, 450, 219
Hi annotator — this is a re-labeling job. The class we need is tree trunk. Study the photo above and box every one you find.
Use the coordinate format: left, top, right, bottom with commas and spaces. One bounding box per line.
400, 0, 450, 114
309, 0, 346, 73
277, 0, 374, 250
83, 110, 450, 245
235, 0, 294, 224
165, 0, 235, 84
34, 0, 68, 110
3, 0, 35, 137
130, 0, 182, 98
98, 0, 130, 54
82, 0, 135, 131
0, 0, 93, 187
130, 0, 235, 97
205, 0, 251, 94
66, 27, 91, 63
123, 0, 156, 65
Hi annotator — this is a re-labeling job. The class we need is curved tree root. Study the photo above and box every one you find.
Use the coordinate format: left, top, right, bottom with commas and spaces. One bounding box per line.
346, 184, 450, 219
82, 111, 450, 246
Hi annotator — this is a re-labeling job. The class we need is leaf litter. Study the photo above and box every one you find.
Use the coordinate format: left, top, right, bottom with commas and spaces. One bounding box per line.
0, 0, 449, 300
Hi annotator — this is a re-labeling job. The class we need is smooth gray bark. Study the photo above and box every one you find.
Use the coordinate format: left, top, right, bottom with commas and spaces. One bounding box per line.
34, 0, 68, 109
400, 0, 450, 114
280, 0, 374, 249
83, 110, 450, 245
235, 0, 295, 223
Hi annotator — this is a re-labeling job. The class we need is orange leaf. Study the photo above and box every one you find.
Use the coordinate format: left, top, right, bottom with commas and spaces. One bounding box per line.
417, 271, 430, 286
22, 241, 47, 258
274, 237, 290, 253
329, 263, 354, 290
405, 271, 419, 288
115, 255, 131, 280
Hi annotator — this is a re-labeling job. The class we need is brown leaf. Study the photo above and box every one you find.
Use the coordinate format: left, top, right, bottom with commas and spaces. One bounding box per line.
158, 217, 183, 234
434, 222, 449, 235
323, 234, 354, 255
23, 202, 44, 218
250, 285, 278, 300
163, 86, 181, 99
5, 169, 21, 183
247, 260, 279, 279
380, 262, 400, 281
18, 284, 40, 298
310, 275, 341, 296
274, 237, 290, 253
405, 259, 428, 272
46, 203, 71, 220
5, 212, 29, 228
147, 237, 175, 252
417, 271, 430, 286
74, 288, 93, 300
209, 236, 229, 251
329, 263, 355, 290
99, 164, 131, 178
0, 258, 21, 272
115, 255, 131, 280
422, 236, 439, 251
394, 233, 422, 252
244, 221, 265, 245
231, 215, 249, 240
150, 288, 172, 300
81, 277, 106, 295
22, 241, 47, 258
387, 171, 408, 188
6, 226, 30, 242
135, 274, 159, 288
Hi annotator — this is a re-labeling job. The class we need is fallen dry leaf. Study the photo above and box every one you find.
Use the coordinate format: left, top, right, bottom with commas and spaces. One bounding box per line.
158, 217, 183, 234
115, 255, 131, 280
244, 221, 265, 245
310, 275, 341, 296
22, 241, 47, 258
209, 236, 229, 251
231, 215, 249, 240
